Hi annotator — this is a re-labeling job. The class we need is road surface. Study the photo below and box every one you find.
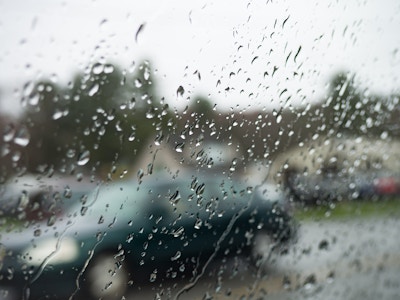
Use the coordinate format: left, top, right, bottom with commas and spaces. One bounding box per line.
129, 216, 400, 300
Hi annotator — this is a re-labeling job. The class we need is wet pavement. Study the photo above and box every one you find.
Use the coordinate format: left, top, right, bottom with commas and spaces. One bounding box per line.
127, 216, 400, 299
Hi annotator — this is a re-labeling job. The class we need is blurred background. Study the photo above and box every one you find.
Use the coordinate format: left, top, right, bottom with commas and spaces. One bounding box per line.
0, 0, 399, 299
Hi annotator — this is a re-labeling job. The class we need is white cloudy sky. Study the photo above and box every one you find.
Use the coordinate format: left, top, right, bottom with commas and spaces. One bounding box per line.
0, 0, 399, 115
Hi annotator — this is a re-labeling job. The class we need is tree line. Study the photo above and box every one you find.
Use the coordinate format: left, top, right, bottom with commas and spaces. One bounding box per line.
0, 61, 398, 182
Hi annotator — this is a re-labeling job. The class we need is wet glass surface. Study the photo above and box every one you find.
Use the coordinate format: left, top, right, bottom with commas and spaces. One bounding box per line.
0, 1, 399, 299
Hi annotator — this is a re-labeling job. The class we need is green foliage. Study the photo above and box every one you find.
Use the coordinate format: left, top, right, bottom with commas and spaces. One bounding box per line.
20, 60, 175, 177
322, 71, 393, 137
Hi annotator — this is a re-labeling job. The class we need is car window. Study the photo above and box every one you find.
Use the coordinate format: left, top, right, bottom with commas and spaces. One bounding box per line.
0, 1, 399, 299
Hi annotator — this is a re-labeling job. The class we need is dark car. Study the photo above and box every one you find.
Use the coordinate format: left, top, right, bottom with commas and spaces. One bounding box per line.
0, 173, 295, 299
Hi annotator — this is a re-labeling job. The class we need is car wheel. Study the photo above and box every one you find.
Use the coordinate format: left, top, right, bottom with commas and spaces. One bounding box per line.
84, 251, 130, 299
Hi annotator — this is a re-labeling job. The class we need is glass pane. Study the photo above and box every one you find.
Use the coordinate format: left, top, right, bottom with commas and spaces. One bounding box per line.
0, 0, 399, 299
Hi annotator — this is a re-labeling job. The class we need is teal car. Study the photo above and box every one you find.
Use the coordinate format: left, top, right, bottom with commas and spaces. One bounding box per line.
0, 173, 295, 299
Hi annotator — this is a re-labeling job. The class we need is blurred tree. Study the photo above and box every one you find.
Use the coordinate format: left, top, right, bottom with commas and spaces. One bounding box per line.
20, 60, 174, 177
189, 96, 214, 121
321, 72, 392, 138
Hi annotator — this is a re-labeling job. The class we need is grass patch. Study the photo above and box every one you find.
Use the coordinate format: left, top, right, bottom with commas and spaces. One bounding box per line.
294, 198, 400, 221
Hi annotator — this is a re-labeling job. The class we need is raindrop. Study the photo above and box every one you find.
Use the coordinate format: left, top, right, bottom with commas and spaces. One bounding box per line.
17, 191, 29, 211
104, 64, 114, 74
13, 126, 30, 147
80, 206, 88, 216
149, 270, 157, 282
190, 177, 198, 190
147, 163, 153, 175
154, 132, 164, 145
194, 218, 202, 229
34, 229, 41, 237
170, 251, 181, 261
88, 83, 99, 97
29, 93, 40, 106
176, 86, 185, 98
143, 64, 151, 80
135, 23, 146, 43
92, 63, 104, 74
129, 97, 136, 109
327, 271, 335, 283
47, 215, 56, 226
303, 274, 316, 291
3, 124, 15, 142
63, 186, 72, 198
23, 81, 35, 97
169, 190, 181, 206
146, 108, 155, 119
175, 142, 185, 153
171, 226, 184, 237
318, 239, 329, 250
66, 149, 76, 158
134, 78, 143, 88
128, 132, 136, 142
294, 45, 302, 62
196, 183, 205, 196
77, 150, 90, 166
282, 275, 291, 290
52, 109, 64, 120
137, 169, 144, 180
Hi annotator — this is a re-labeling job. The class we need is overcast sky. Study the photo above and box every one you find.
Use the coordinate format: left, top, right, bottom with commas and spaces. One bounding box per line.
0, 0, 399, 115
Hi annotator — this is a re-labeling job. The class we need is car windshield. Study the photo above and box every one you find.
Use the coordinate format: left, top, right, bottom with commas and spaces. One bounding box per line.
0, 1, 399, 299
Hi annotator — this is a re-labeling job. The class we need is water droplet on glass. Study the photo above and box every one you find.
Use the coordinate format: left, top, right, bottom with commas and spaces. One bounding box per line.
3, 124, 15, 142
194, 218, 202, 229
176, 86, 185, 99
80, 206, 88, 216
146, 108, 155, 119
169, 190, 181, 206
170, 251, 181, 261
190, 177, 198, 191
64, 186, 72, 198
98, 215, 104, 224
104, 64, 114, 74
303, 274, 316, 291
128, 132, 136, 142
88, 83, 99, 97
135, 23, 146, 43
28, 92, 40, 106
92, 63, 104, 74
17, 191, 29, 211
52, 109, 64, 120
137, 169, 144, 180
14, 126, 30, 146
149, 270, 157, 282
66, 149, 76, 158
47, 215, 56, 226
171, 226, 184, 238
134, 78, 143, 88
196, 183, 205, 196
77, 150, 90, 166
175, 142, 185, 153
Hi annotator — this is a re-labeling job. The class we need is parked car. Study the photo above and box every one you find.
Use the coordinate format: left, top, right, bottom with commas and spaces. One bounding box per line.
0, 175, 96, 222
285, 169, 400, 205
0, 173, 295, 299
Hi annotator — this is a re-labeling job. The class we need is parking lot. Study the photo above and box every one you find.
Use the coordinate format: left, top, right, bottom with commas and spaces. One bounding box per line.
128, 216, 400, 300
